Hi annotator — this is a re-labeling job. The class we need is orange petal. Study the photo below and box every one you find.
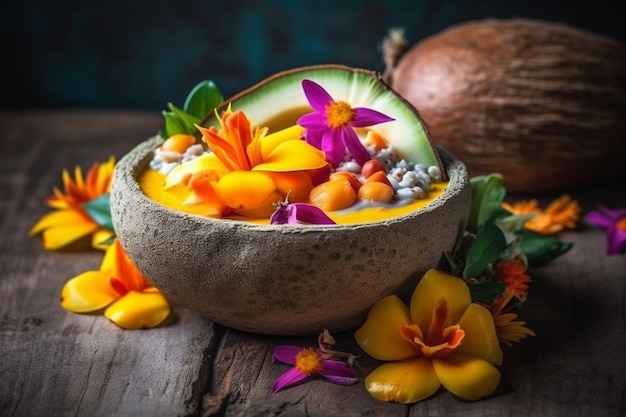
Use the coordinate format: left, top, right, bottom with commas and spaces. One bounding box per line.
254, 140, 328, 172
364, 358, 440, 404
91, 229, 115, 251
213, 171, 279, 213
104, 290, 170, 329
266, 171, 314, 203
355, 295, 417, 361
60, 270, 119, 313
410, 269, 471, 333
432, 354, 500, 401
456, 303, 503, 365
106, 239, 150, 292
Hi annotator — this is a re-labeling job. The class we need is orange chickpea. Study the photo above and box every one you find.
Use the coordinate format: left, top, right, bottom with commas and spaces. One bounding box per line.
366, 170, 392, 187
309, 179, 357, 211
329, 171, 362, 192
161, 134, 197, 153
357, 181, 394, 204
361, 159, 385, 178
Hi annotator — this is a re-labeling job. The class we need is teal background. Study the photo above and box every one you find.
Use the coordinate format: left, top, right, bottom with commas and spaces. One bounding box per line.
3, 0, 624, 110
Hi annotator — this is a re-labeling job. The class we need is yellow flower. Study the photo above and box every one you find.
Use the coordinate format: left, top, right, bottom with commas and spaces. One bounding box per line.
165, 107, 329, 218
60, 239, 170, 329
501, 194, 580, 235
30, 157, 116, 250
486, 290, 535, 347
355, 269, 503, 404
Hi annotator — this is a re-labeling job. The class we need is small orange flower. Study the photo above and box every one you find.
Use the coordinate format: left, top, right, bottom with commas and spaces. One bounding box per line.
486, 290, 535, 347
494, 260, 531, 299
30, 157, 116, 250
502, 194, 580, 235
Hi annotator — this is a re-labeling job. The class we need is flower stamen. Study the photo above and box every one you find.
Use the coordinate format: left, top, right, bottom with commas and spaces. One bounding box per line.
325, 101, 355, 128
294, 347, 324, 376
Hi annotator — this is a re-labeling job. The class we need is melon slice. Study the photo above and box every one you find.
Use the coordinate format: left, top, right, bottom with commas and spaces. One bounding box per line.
201, 64, 445, 178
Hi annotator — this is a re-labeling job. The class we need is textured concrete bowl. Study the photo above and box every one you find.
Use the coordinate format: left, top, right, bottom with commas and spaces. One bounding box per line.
111, 136, 470, 335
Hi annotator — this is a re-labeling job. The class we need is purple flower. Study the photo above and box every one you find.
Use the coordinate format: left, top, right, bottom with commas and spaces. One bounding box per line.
272, 345, 359, 393
585, 205, 626, 255
270, 200, 335, 225
297, 79, 394, 166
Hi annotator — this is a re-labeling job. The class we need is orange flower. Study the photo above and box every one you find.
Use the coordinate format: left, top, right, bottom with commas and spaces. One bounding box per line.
486, 290, 535, 347
494, 260, 531, 299
165, 107, 329, 218
30, 157, 116, 250
61, 239, 170, 329
501, 195, 580, 235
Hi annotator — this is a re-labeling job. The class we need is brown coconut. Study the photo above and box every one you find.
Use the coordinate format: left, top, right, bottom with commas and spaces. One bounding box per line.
386, 18, 626, 193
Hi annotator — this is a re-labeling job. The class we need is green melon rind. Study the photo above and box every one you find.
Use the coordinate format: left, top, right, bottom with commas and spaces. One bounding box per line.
201, 64, 444, 176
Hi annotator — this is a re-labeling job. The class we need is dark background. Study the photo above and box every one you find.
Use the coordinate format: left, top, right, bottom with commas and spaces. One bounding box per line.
3, 0, 624, 111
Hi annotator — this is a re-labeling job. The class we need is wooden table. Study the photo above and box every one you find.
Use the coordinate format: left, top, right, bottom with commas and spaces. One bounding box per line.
1, 111, 625, 417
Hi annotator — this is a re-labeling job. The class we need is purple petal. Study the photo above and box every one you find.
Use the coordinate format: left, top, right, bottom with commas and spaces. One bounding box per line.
341, 127, 371, 166
319, 360, 359, 385
301, 79, 334, 113
272, 345, 302, 364
272, 367, 309, 394
351, 107, 395, 127
292, 203, 336, 225
606, 228, 626, 255
586, 211, 616, 229
322, 130, 346, 166
297, 112, 329, 130
270, 204, 298, 225
302, 126, 324, 149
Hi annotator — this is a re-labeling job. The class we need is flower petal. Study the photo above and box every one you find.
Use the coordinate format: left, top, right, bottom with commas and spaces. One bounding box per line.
213, 171, 280, 215
340, 127, 370, 166
292, 203, 336, 225
355, 295, 417, 361
29, 209, 92, 236
319, 360, 359, 385
456, 303, 503, 365
606, 228, 626, 255
60, 270, 119, 313
41, 221, 100, 250
164, 153, 226, 188
254, 140, 328, 172
259, 125, 305, 159
104, 290, 170, 329
432, 354, 500, 401
272, 367, 309, 394
410, 269, 471, 333
364, 358, 440, 404
91, 229, 115, 251
270, 203, 298, 225
301, 79, 333, 113
272, 345, 301, 365
352, 107, 395, 127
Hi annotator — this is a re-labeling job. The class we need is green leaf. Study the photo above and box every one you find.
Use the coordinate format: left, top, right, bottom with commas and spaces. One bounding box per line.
183, 80, 224, 119
83, 194, 114, 232
467, 174, 506, 234
469, 281, 506, 303
519, 229, 573, 267
164, 103, 202, 137
463, 222, 507, 278
163, 110, 187, 138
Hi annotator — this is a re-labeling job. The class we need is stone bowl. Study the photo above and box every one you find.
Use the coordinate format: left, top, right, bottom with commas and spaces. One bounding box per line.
110, 136, 471, 335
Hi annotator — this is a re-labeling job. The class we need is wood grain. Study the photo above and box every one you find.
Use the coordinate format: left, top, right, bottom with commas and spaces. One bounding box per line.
1, 111, 625, 417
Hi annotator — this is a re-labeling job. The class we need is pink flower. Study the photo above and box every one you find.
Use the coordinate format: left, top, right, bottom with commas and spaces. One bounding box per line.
272, 344, 358, 393
297, 79, 394, 166
586, 205, 626, 255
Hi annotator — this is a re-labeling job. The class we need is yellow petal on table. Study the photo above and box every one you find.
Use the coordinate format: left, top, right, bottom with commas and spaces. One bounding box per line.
254, 140, 328, 172
456, 303, 503, 365
409, 269, 471, 332
364, 357, 440, 404
29, 209, 92, 236
41, 222, 100, 250
104, 290, 170, 329
432, 354, 500, 401
91, 229, 115, 251
61, 270, 119, 313
355, 295, 416, 361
